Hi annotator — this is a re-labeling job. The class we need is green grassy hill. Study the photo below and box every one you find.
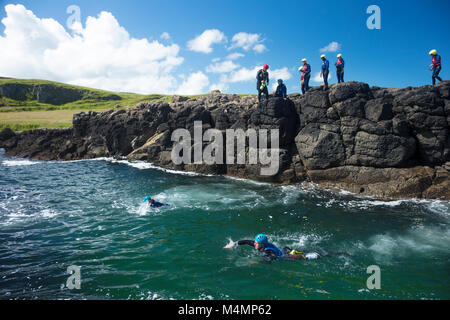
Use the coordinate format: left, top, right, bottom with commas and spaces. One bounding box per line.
0, 78, 170, 131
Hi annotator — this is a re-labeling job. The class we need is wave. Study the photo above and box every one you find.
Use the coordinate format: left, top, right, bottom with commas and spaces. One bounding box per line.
2, 159, 40, 167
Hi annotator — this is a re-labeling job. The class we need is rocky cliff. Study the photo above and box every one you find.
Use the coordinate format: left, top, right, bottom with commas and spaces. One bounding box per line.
1, 81, 450, 200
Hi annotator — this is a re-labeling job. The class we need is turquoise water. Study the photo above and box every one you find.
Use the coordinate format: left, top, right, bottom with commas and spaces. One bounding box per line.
0, 149, 449, 300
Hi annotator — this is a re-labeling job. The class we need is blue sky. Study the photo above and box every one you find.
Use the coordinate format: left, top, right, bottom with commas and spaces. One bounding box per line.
0, 0, 449, 94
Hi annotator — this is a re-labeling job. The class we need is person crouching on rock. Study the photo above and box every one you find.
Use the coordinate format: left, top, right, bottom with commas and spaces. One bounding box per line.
429, 49, 443, 86
224, 234, 349, 263
299, 58, 311, 94
320, 54, 330, 90
257, 64, 270, 103
274, 79, 287, 99
335, 53, 345, 83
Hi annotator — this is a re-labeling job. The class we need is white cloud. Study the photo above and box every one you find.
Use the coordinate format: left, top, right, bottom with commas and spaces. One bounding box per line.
160, 32, 171, 40
206, 60, 239, 73
312, 72, 332, 83
0, 4, 185, 94
209, 80, 229, 93
320, 41, 341, 52
226, 52, 244, 60
253, 44, 266, 53
270, 67, 292, 90
227, 66, 261, 83
176, 71, 209, 95
187, 29, 226, 54
229, 32, 266, 53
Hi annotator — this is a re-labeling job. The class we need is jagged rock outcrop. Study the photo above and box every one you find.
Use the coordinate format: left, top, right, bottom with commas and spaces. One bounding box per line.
1, 81, 450, 200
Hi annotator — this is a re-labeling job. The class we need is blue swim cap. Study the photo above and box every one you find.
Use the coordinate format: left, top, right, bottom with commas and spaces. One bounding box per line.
277, 79, 283, 83
255, 234, 268, 244
144, 196, 151, 202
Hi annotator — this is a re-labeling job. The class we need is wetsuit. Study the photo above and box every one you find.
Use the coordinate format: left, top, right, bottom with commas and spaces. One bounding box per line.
299, 64, 311, 94
236, 240, 348, 263
321, 59, 330, 89
274, 83, 287, 98
149, 201, 169, 208
431, 54, 443, 85
256, 69, 269, 103
335, 58, 345, 83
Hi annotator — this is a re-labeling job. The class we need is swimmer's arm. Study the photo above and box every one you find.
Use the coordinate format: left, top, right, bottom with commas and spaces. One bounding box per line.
236, 240, 254, 247
224, 240, 253, 249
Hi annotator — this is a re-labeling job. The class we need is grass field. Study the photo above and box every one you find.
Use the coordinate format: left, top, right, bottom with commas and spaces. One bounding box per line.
0, 78, 171, 130
0, 110, 82, 131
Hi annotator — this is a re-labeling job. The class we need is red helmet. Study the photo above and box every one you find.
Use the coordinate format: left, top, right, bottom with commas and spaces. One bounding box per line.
263, 64, 269, 69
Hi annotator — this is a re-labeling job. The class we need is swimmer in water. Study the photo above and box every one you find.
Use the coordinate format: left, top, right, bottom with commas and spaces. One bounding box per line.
224, 234, 349, 263
144, 196, 169, 208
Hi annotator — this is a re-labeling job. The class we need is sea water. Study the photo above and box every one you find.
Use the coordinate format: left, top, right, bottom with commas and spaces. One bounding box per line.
0, 149, 449, 300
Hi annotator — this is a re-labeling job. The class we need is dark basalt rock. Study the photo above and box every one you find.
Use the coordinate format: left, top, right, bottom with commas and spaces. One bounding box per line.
1, 81, 450, 200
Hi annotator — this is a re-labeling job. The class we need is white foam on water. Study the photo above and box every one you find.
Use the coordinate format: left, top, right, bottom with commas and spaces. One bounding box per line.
40, 209, 57, 218
137, 202, 150, 216
367, 226, 450, 264
271, 232, 326, 249
224, 175, 272, 186
2, 159, 40, 167
104, 158, 210, 177
0, 202, 59, 226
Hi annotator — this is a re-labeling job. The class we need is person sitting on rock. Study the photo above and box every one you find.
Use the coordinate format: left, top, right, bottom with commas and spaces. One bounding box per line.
144, 195, 169, 208
256, 64, 270, 103
429, 49, 443, 86
335, 54, 345, 83
299, 58, 311, 94
274, 79, 287, 99
224, 234, 349, 263
320, 54, 330, 90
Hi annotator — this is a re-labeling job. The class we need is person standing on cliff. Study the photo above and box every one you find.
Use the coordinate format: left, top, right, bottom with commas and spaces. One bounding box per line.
429, 49, 443, 86
335, 54, 345, 83
299, 58, 311, 94
256, 64, 270, 103
320, 54, 330, 90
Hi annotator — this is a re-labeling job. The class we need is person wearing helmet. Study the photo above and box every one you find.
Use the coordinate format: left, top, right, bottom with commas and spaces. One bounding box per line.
320, 54, 330, 90
429, 49, 443, 86
335, 54, 345, 83
224, 234, 349, 263
144, 195, 169, 208
274, 79, 287, 98
299, 58, 311, 94
256, 64, 270, 103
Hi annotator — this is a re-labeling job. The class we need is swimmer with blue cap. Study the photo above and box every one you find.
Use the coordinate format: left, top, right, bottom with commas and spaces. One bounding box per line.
224, 234, 349, 263
144, 195, 169, 208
